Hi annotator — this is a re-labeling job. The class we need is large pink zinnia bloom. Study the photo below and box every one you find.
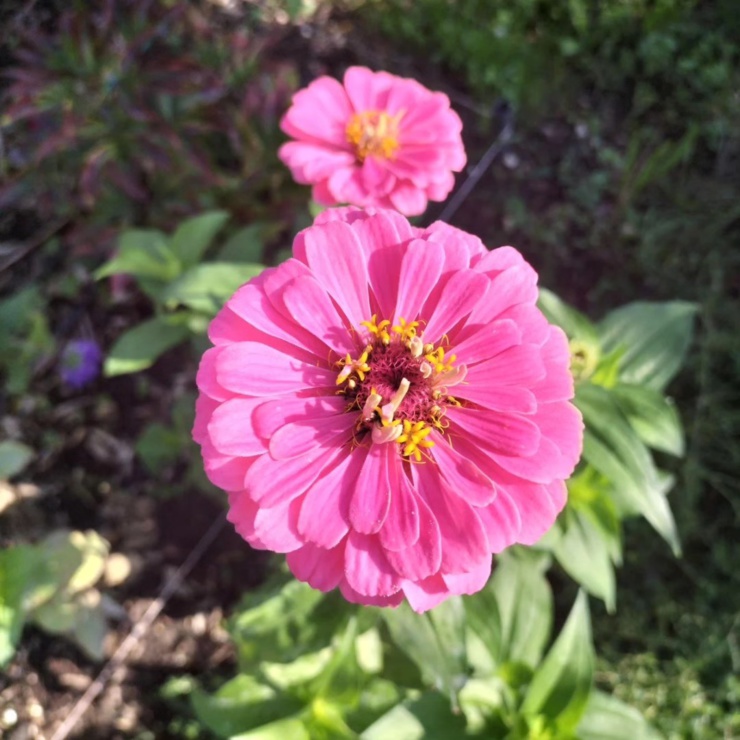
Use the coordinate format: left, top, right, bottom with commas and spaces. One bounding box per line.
278, 67, 466, 216
193, 208, 583, 612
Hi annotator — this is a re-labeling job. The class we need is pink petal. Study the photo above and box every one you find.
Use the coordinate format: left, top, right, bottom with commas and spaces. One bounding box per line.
379, 457, 420, 551
287, 542, 346, 592
340, 581, 404, 608
446, 406, 541, 457
298, 451, 362, 548
196, 346, 230, 402
193, 394, 218, 445
463, 344, 546, 388
385, 491, 442, 580
244, 445, 341, 507
200, 440, 253, 491
442, 557, 492, 594
414, 465, 489, 574
473, 488, 522, 553
452, 319, 521, 365
402, 574, 451, 613
278, 142, 355, 183
280, 275, 353, 355
429, 434, 497, 506
208, 397, 268, 456
394, 238, 444, 322
532, 327, 575, 403
216, 342, 335, 396
454, 384, 537, 415
506, 479, 567, 545
468, 263, 539, 325
421, 270, 489, 344
208, 306, 254, 346
269, 412, 355, 460
298, 220, 372, 327
228, 492, 304, 553
362, 156, 396, 196
344, 66, 389, 112
388, 180, 428, 216
344, 531, 400, 597
253, 396, 342, 440
350, 444, 392, 534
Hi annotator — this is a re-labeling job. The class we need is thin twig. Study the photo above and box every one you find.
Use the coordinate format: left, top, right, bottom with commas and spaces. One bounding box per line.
436, 113, 515, 225
50, 513, 227, 740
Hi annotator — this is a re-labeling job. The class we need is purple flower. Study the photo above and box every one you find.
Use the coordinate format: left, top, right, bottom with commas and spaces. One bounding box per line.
60, 339, 102, 389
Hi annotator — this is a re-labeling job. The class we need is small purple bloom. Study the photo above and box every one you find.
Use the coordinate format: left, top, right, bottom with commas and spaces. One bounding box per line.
60, 339, 102, 389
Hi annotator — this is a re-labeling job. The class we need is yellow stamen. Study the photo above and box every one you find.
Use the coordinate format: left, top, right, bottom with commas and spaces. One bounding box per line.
336, 346, 372, 385
361, 315, 391, 345
424, 346, 457, 374
392, 317, 419, 344
346, 110, 403, 162
397, 419, 435, 462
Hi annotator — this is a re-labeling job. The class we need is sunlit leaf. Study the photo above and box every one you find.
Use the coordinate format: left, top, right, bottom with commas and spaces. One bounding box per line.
95, 229, 180, 282
0, 441, 34, 479
168, 210, 229, 268
611, 384, 684, 456
231, 717, 310, 740
521, 591, 594, 732
104, 316, 190, 376
218, 222, 281, 264
598, 301, 697, 391
576, 690, 662, 739
538, 288, 599, 343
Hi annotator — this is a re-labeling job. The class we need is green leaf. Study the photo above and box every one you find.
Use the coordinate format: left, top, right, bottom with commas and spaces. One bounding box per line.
191, 675, 303, 739
0, 545, 38, 666
135, 423, 182, 473
598, 301, 697, 391
218, 222, 281, 263
0, 441, 34, 479
162, 263, 265, 315
168, 211, 229, 269
576, 383, 681, 554
538, 289, 599, 343
261, 648, 334, 690
104, 317, 190, 377
463, 576, 503, 667
69, 589, 107, 661
552, 508, 616, 612
576, 690, 662, 739
231, 717, 310, 740
611, 384, 684, 456
382, 598, 468, 707
360, 692, 467, 740
522, 591, 594, 732
95, 229, 180, 283
490, 551, 553, 667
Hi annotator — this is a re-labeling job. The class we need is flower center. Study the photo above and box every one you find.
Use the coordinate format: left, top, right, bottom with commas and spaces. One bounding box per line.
336, 315, 466, 461
346, 110, 402, 162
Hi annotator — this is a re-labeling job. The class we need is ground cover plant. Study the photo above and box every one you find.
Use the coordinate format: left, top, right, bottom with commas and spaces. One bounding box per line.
1, 0, 738, 738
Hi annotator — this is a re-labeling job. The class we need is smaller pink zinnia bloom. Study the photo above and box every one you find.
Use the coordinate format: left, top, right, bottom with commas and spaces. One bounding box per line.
278, 67, 466, 216
193, 207, 583, 613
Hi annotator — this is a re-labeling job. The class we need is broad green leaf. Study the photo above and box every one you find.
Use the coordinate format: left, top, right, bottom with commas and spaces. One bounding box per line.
231, 717, 310, 740
135, 423, 182, 473
576, 690, 662, 739
382, 598, 467, 707
104, 317, 190, 377
490, 551, 552, 667
464, 577, 503, 667
0, 545, 38, 666
95, 229, 180, 282
69, 589, 107, 660
360, 692, 467, 740
168, 211, 229, 268
191, 675, 302, 739
162, 263, 265, 315
538, 289, 599, 344
611, 384, 684, 456
65, 530, 109, 594
576, 383, 680, 554
598, 301, 697, 391
344, 679, 402, 734
552, 508, 616, 612
261, 647, 334, 690
0, 441, 34, 479
218, 222, 281, 263
522, 591, 594, 732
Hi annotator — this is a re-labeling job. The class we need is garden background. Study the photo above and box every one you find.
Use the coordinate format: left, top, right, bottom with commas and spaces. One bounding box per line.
0, 0, 738, 738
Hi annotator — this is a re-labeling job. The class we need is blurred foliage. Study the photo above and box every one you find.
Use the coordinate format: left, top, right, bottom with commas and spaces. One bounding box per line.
0, 529, 128, 664
0, 0, 298, 248
168, 563, 660, 739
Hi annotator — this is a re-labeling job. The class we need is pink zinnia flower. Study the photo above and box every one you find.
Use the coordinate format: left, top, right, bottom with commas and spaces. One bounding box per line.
193, 208, 583, 612
278, 67, 466, 216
